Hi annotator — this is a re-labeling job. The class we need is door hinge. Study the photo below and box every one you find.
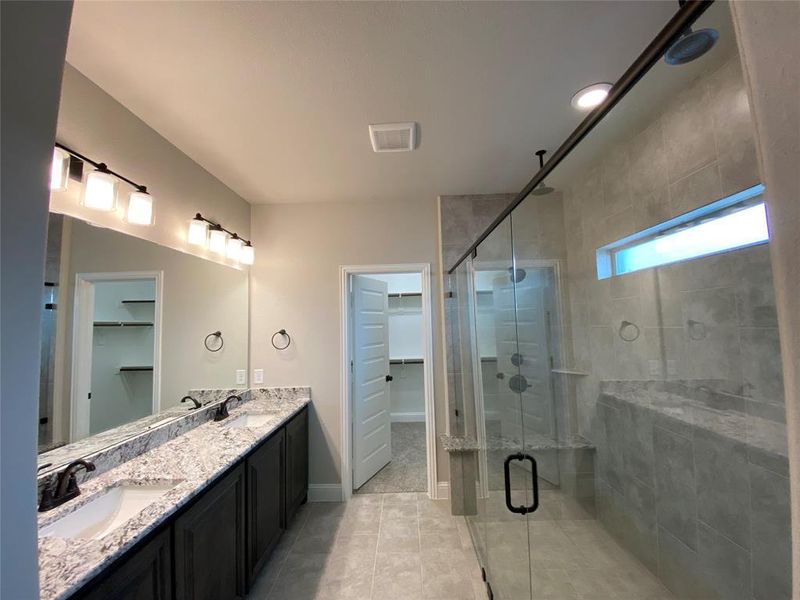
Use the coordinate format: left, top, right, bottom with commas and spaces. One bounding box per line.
445, 291, 453, 299
454, 408, 460, 417
88, 392, 92, 400
44, 303, 56, 310
350, 360, 353, 373
549, 355, 554, 369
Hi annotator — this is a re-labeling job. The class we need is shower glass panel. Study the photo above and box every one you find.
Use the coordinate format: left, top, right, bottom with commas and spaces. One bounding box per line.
452, 3, 791, 599
469, 215, 535, 600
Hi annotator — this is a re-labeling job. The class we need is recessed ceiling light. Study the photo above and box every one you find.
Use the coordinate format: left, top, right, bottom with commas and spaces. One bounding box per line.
571, 82, 612, 110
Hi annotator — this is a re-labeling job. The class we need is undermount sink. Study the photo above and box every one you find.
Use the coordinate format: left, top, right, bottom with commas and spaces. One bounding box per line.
39, 481, 179, 540
224, 414, 272, 429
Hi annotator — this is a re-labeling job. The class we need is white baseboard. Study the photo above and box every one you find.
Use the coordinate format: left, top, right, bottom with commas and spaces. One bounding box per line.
308, 484, 343, 502
436, 481, 450, 500
390, 411, 425, 423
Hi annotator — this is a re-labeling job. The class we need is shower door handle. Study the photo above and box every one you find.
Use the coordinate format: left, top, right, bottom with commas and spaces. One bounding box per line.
503, 453, 540, 515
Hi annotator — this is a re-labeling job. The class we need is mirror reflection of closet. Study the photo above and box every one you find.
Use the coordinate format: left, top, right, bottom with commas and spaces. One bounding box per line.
37, 213, 249, 462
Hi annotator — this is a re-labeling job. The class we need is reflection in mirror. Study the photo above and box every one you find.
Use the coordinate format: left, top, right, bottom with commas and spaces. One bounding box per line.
38, 213, 248, 468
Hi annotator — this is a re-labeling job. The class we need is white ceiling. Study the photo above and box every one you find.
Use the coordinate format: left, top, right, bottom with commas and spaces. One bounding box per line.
66, 1, 679, 205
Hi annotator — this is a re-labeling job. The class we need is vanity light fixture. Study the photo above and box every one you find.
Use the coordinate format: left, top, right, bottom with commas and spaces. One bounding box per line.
81, 164, 119, 212
188, 213, 254, 265
226, 234, 244, 261
50, 147, 70, 192
570, 82, 613, 111
53, 143, 155, 224
126, 187, 154, 226
240, 242, 255, 266
208, 224, 228, 255
188, 214, 210, 247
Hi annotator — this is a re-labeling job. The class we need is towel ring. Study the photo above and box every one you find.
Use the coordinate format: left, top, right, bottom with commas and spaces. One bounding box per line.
618, 320, 640, 342
204, 331, 224, 352
271, 329, 291, 350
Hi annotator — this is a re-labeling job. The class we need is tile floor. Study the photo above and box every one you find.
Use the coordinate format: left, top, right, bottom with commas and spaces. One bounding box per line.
355, 422, 427, 494
469, 489, 677, 600
247, 492, 485, 600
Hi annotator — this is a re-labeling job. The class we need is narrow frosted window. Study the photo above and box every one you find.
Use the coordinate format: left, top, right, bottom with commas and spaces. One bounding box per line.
596, 184, 767, 279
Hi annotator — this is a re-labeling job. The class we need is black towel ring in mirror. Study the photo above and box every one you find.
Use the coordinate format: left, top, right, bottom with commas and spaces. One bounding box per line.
271, 329, 291, 350
618, 320, 640, 342
204, 331, 224, 352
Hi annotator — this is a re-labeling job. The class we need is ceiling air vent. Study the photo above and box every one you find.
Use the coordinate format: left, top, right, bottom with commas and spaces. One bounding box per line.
369, 122, 417, 153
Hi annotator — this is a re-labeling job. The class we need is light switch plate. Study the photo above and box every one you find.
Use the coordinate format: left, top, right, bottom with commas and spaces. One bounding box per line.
235, 369, 246, 385
254, 368, 264, 384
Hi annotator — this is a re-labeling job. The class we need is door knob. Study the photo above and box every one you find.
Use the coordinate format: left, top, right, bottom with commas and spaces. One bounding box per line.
385, 375, 393, 382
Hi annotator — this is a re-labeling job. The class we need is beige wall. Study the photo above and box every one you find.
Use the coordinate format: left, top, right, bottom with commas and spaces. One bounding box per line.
249, 199, 448, 490
730, 0, 800, 592
50, 64, 251, 267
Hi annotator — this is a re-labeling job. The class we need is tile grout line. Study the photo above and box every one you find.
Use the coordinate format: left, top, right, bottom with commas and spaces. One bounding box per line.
368, 495, 384, 599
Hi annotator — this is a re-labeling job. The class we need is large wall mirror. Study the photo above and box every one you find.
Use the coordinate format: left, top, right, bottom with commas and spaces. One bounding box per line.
38, 212, 248, 470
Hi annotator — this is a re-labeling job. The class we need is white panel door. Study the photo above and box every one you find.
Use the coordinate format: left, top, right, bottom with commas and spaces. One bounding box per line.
352, 275, 391, 489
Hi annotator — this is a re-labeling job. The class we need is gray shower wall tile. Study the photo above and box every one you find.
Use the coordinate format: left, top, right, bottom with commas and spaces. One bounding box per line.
661, 75, 717, 184
657, 527, 711, 600
653, 425, 698, 550
696, 522, 751, 600
669, 161, 724, 216
749, 463, 792, 600
740, 327, 784, 405
693, 428, 751, 549
628, 119, 669, 200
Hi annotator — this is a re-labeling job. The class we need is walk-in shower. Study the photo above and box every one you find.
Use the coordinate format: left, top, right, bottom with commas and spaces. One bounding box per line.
443, 2, 791, 599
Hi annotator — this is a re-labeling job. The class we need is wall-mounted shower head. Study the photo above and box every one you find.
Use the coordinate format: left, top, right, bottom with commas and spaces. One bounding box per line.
664, 0, 718, 65
531, 149, 554, 196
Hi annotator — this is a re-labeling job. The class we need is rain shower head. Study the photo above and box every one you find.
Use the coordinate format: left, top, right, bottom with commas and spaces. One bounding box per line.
664, 27, 719, 65
532, 150, 554, 196
664, 0, 718, 66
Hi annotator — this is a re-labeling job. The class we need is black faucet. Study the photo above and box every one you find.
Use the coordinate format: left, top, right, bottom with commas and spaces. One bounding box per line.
214, 394, 242, 421
180, 395, 201, 410
38, 459, 96, 512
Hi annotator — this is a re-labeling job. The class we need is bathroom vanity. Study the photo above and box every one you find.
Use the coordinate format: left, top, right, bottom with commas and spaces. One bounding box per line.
38, 393, 309, 600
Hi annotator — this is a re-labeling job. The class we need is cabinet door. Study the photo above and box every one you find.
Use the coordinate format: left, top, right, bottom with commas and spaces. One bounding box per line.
80, 528, 171, 600
247, 428, 285, 586
174, 464, 246, 600
285, 407, 309, 523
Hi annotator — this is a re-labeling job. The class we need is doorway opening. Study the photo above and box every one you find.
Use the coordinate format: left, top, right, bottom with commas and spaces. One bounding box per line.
71, 271, 162, 440
340, 264, 437, 500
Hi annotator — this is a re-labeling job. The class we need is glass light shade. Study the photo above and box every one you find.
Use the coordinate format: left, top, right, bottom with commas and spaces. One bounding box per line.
208, 227, 228, 255
50, 148, 70, 192
187, 218, 209, 247
226, 236, 244, 261
571, 82, 612, 110
81, 169, 118, 212
127, 191, 154, 225
240, 244, 254, 265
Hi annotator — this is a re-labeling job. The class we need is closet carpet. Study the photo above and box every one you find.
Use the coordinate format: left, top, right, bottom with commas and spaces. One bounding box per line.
356, 422, 427, 494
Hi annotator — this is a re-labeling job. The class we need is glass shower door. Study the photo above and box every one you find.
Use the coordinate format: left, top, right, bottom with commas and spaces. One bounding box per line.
470, 215, 537, 600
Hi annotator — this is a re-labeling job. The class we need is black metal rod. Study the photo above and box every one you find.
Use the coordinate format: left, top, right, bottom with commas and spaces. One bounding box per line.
55, 142, 147, 192
193, 213, 251, 246
447, 0, 714, 274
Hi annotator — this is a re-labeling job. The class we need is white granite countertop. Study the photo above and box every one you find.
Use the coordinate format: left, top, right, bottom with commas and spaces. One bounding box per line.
38, 391, 310, 600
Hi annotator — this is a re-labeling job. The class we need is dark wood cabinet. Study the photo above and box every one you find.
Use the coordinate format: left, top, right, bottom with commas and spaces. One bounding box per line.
71, 405, 310, 600
174, 464, 246, 600
246, 428, 285, 587
285, 407, 309, 524
79, 528, 171, 600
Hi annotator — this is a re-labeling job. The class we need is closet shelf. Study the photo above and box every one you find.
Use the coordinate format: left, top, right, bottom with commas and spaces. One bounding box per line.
389, 358, 424, 365
119, 366, 154, 372
94, 321, 154, 327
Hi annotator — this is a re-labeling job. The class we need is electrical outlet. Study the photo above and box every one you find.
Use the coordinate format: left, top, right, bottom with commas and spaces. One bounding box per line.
235, 369, 246, 385
253, 368, 264, 385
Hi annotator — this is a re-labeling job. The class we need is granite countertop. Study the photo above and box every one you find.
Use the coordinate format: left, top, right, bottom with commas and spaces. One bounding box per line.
600, 380, 788, 460
38, 392, 310, 600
